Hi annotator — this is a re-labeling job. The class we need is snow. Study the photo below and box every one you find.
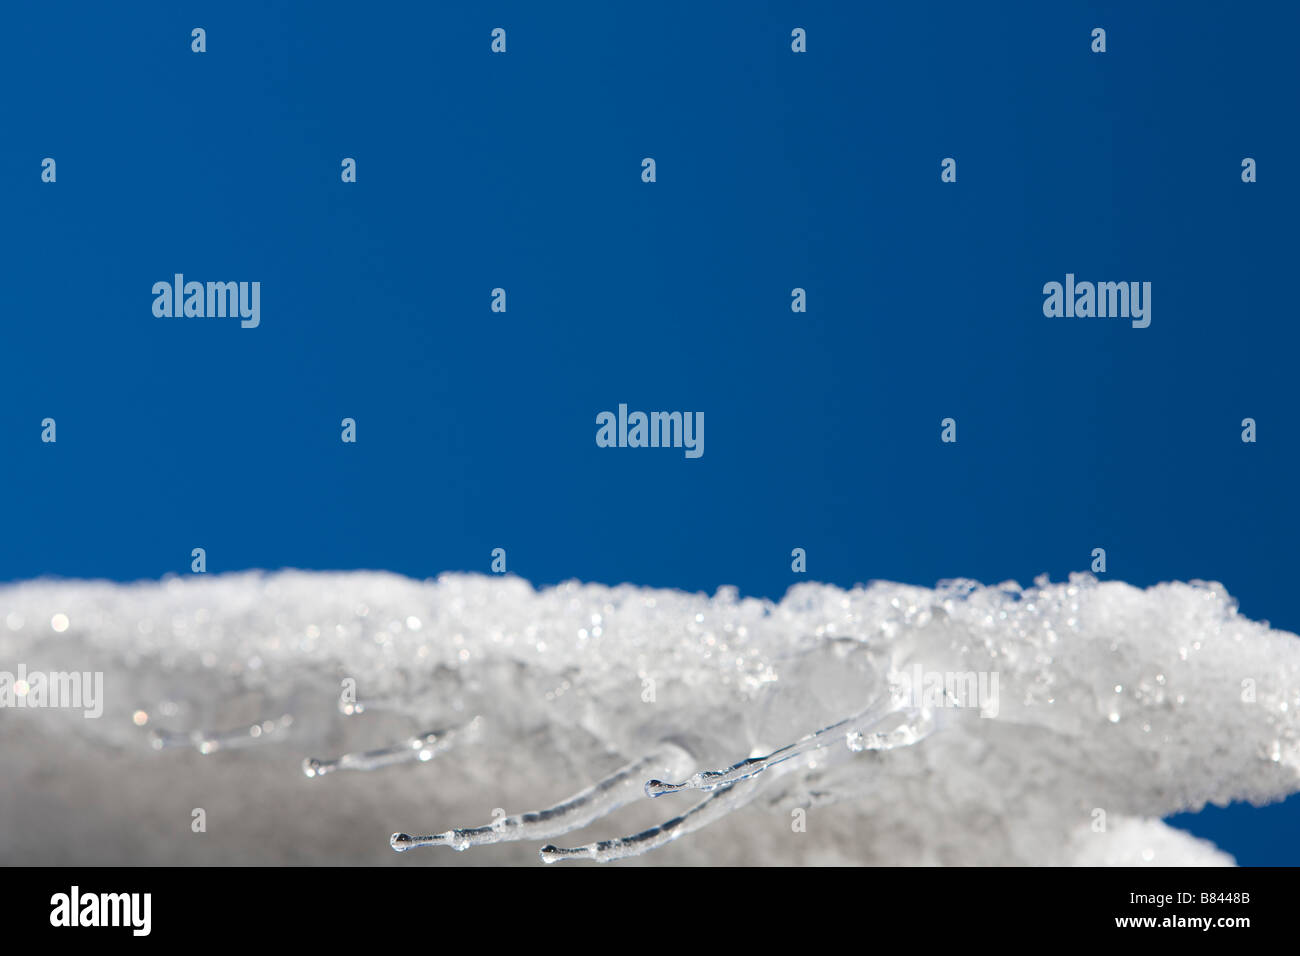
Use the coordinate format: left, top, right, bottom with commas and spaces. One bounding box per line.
1, 570, 1296, 864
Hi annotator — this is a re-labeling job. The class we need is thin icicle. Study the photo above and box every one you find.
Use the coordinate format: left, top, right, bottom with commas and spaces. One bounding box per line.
149, 714, 294, 755
645, 700, 933, 796
303, 718, 480, 778
846, 706, 936, 752
391, 742, 693, 852
539, 778, 759, 864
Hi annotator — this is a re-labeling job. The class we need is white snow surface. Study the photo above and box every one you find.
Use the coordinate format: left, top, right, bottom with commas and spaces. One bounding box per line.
1, 570, 1297, 865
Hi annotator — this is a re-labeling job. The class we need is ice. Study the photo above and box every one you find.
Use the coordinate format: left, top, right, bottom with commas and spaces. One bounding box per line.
0, 569, 1297, 865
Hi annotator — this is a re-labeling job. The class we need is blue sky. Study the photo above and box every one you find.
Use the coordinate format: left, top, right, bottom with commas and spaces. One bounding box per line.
0, 1, 1296, 863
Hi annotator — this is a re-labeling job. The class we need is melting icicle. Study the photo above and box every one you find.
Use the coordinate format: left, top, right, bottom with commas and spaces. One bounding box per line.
545, 706, 936, 864
391, 742, 694, 852
540, 778, 760, 864
846, 706, 935, 752
303, 718, 481, 778
149, 715, 294, 755
645, 698, 931, 797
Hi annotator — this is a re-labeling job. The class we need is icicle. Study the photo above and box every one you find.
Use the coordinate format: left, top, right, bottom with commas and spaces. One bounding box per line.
645, 700, 932, 796
391, 742, 693, 852
149, 714, 294, 755
539, 778, 759, 864
303, 717, 481, 778
846, 706, 935, 752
